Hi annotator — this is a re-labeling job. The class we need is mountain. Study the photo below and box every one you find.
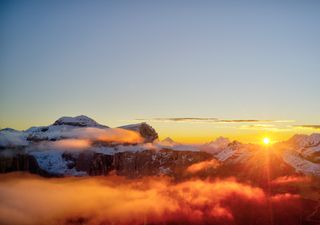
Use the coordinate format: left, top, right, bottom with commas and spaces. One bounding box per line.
0, 115, 320, 180
53, 115, 108, 128
0, 116, 208, 177
0, 128, 28, 148
157, 137, 199, 152
160, 137, 177, 146
22, 115, 107, 142
200, 137, 253, 163
278, 133, 320, 176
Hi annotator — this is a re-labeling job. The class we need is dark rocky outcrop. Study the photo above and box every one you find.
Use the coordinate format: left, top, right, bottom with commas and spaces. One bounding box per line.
119, 123, 158, 143
0, 149, 213, 178
62, 151, 114, 176
0, 152, 49, 176
113, 149, 213, 178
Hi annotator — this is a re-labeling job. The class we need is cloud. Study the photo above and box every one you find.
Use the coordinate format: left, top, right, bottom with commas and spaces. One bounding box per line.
43, 127, 144, 145
64, 127, 144, 144
1, 127, 144, 149
136, 118, 294, 124
293, 125, 320, 130
219, 119, 274, 123
34, 139, 92, 151
271, 176, 311, 185
271, 193, 300, 202
238, 124, 293, 132
136, 117, 219, 123
54, 128, 144, 150
186, 159, 220, 174
0, 173, 303, 225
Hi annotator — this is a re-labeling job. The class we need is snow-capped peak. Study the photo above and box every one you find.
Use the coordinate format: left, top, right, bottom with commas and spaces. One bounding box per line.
161, 137, 177, 145
206, 137, 231, 149
53, 115, 108, 128
288, 133, 320, 148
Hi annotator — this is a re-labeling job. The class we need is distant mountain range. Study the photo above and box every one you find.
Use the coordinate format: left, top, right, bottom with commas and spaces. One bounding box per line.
0, 115, 320, 178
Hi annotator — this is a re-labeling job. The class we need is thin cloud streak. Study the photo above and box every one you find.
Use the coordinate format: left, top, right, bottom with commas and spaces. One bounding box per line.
237, 124, 293, 132
135, 118, 295, 124
294, 125, 320, 130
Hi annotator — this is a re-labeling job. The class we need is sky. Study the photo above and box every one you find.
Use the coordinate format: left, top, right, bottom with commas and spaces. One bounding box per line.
1, 0, 320, 143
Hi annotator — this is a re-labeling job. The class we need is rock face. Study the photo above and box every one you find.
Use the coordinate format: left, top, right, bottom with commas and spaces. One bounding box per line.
0, 148, 213, 178
113, 149, 212, 178
62, 151, 114, 176
0, 152, 48, 176
119, 123, 158, 143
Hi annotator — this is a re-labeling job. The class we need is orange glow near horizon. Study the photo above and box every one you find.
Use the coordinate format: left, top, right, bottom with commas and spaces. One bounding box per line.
152, 122, 307, 144
157, 130, 293, 145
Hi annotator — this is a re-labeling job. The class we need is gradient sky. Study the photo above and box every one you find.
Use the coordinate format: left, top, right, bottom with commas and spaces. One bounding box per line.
1, 0, 320, 143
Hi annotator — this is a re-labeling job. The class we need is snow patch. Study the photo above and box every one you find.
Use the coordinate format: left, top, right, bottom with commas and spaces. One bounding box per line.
0, 129, 28, 147
30, 150, 87, 176
282, 150, 320, 176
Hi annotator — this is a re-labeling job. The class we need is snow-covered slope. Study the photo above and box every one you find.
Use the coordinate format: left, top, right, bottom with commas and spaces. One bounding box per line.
288, 133, 320, 148
200, 137, 252, 163
25, 115, 109, 142
26, 124, 81, 142
0, 128, 28, 147
282, 150, 320, 176
202, 137, 231, 154
30, 150, 87, 176
281, 133, 320, 175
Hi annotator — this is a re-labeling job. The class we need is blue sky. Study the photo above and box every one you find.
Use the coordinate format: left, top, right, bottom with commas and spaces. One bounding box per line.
1, 0, 319, 142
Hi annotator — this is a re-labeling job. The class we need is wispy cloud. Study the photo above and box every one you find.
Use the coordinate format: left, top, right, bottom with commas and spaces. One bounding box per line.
219, 119, 275, 123
136, 118, 294, 124
238, 124, 293, 132
137, 118, 219, 123
293, 125, 320, 130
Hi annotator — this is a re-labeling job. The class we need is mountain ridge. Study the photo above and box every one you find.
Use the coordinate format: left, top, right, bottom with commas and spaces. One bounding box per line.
0, 115, 320, 178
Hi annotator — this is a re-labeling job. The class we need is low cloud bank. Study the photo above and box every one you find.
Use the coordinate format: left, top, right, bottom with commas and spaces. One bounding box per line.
63, 127, 143, 144
0, 173, 303, 225
186, 159, 220, 174
0, 127, 144, 149
35, 139, 92, 151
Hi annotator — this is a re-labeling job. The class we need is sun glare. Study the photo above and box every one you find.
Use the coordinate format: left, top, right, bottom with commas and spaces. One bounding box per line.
263, 137, 270, 145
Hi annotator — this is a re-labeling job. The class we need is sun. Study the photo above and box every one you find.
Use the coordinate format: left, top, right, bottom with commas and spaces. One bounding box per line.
263, 137, 270, 145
